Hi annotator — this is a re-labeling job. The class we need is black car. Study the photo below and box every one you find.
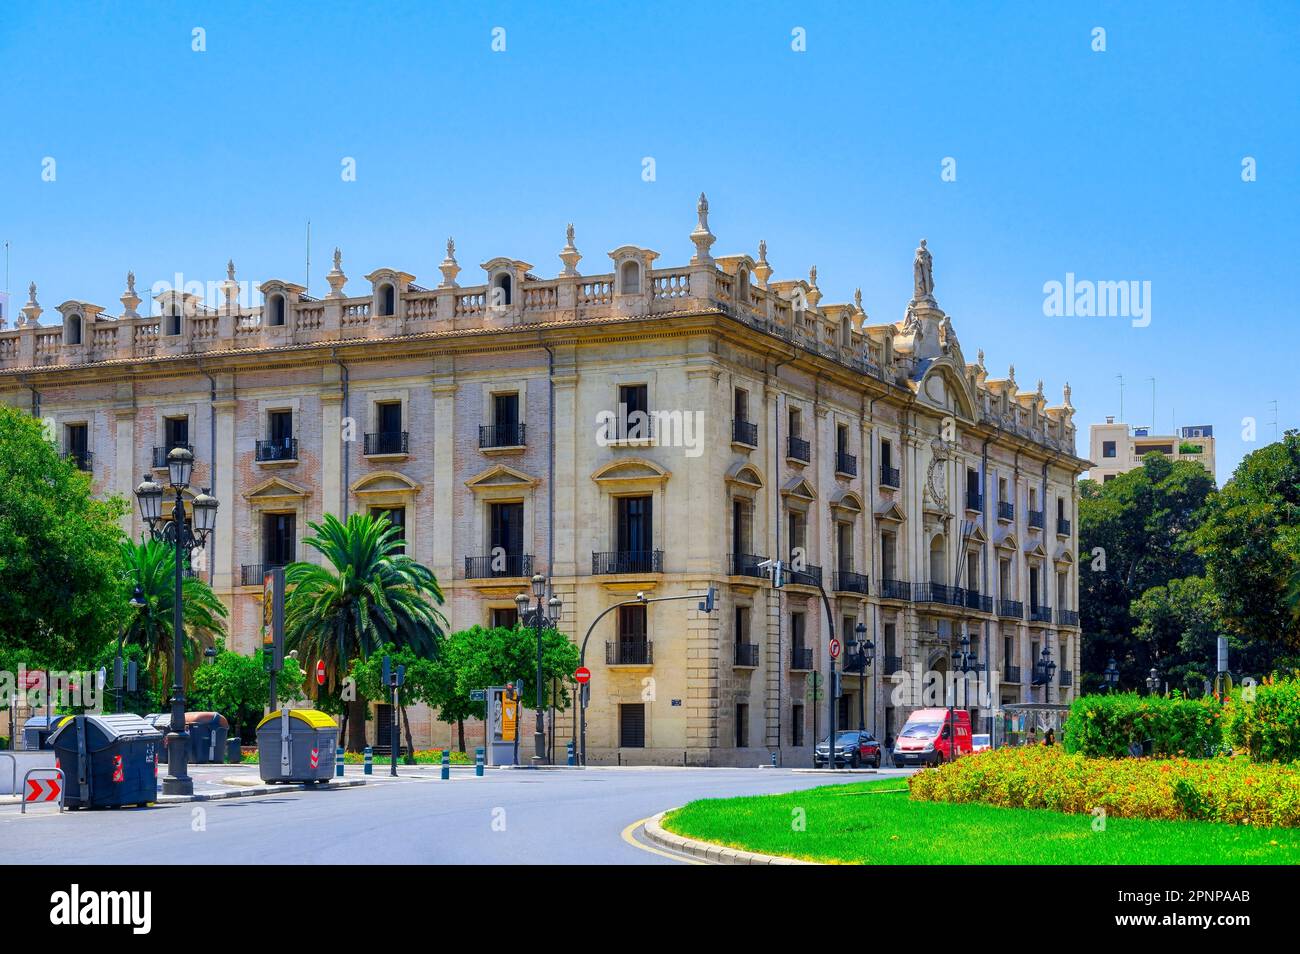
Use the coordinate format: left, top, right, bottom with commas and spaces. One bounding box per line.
813, 729, 882, 768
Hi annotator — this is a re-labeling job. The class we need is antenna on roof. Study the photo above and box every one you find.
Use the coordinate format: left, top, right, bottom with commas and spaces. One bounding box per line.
1115, 373, 1124, 423
305, 220, 311, 293
3, 239, 8, 293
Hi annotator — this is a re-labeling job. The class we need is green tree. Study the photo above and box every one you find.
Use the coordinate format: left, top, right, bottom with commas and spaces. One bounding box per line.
1079, 454, 1216, 691
0, 404, 128, 669
350, 643, 440, 759
121, 538, 228, 695
283, 512, 446, 751
189, 643, 304, 744
1191, 431, 1300, 655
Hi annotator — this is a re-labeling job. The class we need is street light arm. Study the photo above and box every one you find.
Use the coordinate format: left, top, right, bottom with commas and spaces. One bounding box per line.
578, 591, 711, 667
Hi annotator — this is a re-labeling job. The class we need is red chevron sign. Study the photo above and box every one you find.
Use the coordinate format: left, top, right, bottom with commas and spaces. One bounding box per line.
26, 776, 61, 802
112, 755, 124, 783
309, 748, 320, 769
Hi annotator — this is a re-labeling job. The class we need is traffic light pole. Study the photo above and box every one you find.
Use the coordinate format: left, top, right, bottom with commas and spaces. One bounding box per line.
577, 589, 716, 767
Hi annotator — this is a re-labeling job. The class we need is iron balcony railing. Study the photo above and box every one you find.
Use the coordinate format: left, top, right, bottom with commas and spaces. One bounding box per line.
734, 643, 760, 667
1057, 517, 1072, 536
465, 553, 533, 579
791, 647, 814, 671
732, 419, 758, 446
879, 578, 911, 601
64, 449, 93, 472
152, 443, 193, 468
592, 549, 663, 575
965, 491, 983, 513
835, 451, 857, 476
914, 582, 965, 607
787, 434, 810, 462
884, 655, 904, 674
255, 438, 298, 462
833, 570, 869, 595
364, 431, 409, 455
240, 562, 289, 586
786, 562, 823, 587
1060, 669, 1074, 687
998, 599, 1024, 620
479, 423, 526, 448
997, 500, 1014, 521
1029, 605, 1053, 623
607, 640, 653, 665
729, 552, 768, 579
963, 590, 993, 613
1004, 665, 1022, 683
1028, 510, 1045, 530
879, 464, 900, 488
1058, 608, 1080, 627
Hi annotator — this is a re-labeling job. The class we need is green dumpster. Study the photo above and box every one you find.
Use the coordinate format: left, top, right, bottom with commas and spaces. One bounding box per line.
255, 709, 338, 784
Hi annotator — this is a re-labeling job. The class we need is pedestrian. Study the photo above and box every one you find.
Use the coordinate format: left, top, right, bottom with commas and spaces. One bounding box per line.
1044, 728, 1056, 746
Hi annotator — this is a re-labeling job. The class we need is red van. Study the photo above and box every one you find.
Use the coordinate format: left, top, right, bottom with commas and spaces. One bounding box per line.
891, 708, 973, 767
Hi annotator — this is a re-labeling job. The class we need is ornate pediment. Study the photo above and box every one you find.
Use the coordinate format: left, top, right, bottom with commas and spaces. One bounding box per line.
466, 463, 541, 492
725, 461, 764, 490
351, 470, 421, 496
780, 476, 817, 502
591, 457, 670, 486
243, 476, 311, 502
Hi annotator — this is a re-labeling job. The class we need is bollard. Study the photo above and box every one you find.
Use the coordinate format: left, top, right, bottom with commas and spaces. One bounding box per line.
335, 745, 345, 777
440, 749, 450, 780
363, 746, 373, 776
475, 746, 485, 777
566, 740, 575, 766
771, 751, 777, 768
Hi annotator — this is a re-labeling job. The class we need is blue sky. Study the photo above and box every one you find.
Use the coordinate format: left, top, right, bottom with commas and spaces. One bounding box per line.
2, 1, 1296, 482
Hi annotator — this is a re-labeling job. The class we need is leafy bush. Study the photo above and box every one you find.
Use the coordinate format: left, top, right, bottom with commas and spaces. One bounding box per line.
1062, 692, 1223, 758
908, 745, 1300, 827
1222, 673, 1300, 764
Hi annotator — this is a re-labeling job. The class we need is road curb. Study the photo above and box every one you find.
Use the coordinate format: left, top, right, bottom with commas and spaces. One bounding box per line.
642, 810, 815, 865
790, 768, 879, 775
156, 778, 366, 804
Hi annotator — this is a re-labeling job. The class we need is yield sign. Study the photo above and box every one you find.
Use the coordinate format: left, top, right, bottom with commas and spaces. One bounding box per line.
26, 777, 62, 802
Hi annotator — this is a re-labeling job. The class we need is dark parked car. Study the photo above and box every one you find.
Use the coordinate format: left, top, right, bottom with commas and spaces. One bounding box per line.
814, 729, 882, 768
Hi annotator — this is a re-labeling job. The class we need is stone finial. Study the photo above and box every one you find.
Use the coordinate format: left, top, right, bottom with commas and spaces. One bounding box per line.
326, 246, 347, 299
19, 281, 42, 327
438, 236, 461, 289
854, 288, 863, 313
121, 272, 141, 318
753, 239, 772, 288
226, 259, 236, 282
1063, 381, 1073, 408
222, 260, 239, 313
559, 223, 582, 277
689, 191, 715, 265
805, 265, 822, 307
977, 348, 985, 369
1036, 379, 1045, 399
1008, 364, 1016, 386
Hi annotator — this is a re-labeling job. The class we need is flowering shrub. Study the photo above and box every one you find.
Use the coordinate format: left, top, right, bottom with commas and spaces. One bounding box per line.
908, 745, 1300, 827
1222, 673, 1300, 764
1062, 692, 1223, 758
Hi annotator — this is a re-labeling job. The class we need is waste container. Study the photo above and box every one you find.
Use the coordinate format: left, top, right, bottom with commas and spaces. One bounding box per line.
184, 712, 229, 764
23, 715, 71, 750
256, 709, 338, 784
47, 714, 163, 809
226, 737, 244, 764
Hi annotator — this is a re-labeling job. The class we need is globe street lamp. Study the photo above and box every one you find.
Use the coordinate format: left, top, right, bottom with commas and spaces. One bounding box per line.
134, 447, 219, 796
1103, 656, 1120, 693
1035, 645, 1056, 704
515, 574, 562, 766
1146, 666, 1160, 696
849, 621, 874, 731
952, 628, 977, 748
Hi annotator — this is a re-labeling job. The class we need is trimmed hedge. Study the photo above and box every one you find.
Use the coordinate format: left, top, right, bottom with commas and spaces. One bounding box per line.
1062, 692, 1223, 759
1223, 674, 1300, 764
908, 745, 1300, 828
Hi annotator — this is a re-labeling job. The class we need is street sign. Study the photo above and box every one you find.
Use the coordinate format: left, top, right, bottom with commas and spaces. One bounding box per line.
574, 666, 591, 685
262, 567, 285, 672
26, 776, 61, 803
829, 638, 841, 659
469, 689, 487, 702
316, 660, 326, 685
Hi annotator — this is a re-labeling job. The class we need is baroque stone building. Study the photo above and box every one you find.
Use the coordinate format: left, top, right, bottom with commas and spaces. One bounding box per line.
0, 197, 1086, 764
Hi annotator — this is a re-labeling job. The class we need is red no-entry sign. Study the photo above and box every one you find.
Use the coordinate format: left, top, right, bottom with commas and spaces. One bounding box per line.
316, 660, 326, 685
829, 639, 841, 659
574, 667, 591, 684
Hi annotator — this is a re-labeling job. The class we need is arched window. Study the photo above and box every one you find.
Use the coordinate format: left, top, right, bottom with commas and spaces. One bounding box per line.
268, 294, 286, 326
737, 267, 749, 300
67, 315, 82, 345
620, 260, 640, 294
380, 284, 396, 316
493, 274, 512, 307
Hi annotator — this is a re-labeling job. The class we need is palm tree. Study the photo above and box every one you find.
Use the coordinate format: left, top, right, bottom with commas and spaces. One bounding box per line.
284, 512, 446, 751
121, 538, 228, 697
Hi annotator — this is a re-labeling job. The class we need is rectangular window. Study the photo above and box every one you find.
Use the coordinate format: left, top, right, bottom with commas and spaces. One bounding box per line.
618, 384, 648, 439
999, 475, 1008, 503
734, 605, 750, 643
490, 606, 519, 629
732, 498, 752, 556
733, 387, 749, 423
1029, 565, 1041, 610
787, 510, 806, 557
1057, 497, 1065, 521
999, 558, 1011, 599
490, 501, 525, 557
1004, 635, 1013, 669
165, 416, 189, 450
263, 512, 296, 567
788, 407, 802, 439
269, 410, 293, 444
1102, 440, 1117, 458
880, 438, 893, 472
618, 604, 647, 644
615, 495, 653, 554
377, 401, 402, 435
370, 506, 406, 552
493, 392, 519, 431
790, 611, 806, 652
836, 423, 849, 456
619, 704, 646, 748
791, 704, 805, 747
735, 703, 748, 749
884, 621, 897, 659
880, 530, 897, 580
837, 522, 853, 573
65, 423, 88, 456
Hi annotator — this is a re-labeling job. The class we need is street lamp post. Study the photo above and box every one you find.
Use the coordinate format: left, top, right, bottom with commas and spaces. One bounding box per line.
1036, 645, 1056, 704
1103, 656, 1120, 693
1146, 666, 1160, 696
850, 621, 874, 731
116, 585, 147, 714
515, 574, 562, 767
134, 447, 219, 796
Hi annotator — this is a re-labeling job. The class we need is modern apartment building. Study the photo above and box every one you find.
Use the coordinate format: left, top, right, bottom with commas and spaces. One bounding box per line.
0, 198, 1087, 764
1088, 417, 1216, 484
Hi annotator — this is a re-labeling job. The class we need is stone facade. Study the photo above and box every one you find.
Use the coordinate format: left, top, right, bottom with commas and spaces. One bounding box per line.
0, 197, 1087, 764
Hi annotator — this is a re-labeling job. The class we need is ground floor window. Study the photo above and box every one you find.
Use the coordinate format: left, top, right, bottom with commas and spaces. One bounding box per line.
490, 606, 519, 629
619, 703, 645, 748
791, 704, 804, 746
735, 703, 748, 748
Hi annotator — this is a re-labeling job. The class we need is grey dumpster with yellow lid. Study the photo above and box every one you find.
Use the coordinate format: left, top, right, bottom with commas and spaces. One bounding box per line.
256, 709, 338, 783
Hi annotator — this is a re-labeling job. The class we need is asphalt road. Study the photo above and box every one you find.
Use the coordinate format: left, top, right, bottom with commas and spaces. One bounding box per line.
0, 766, 912, 864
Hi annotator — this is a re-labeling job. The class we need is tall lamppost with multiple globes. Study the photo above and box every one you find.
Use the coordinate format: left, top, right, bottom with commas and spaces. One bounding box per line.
134, 447, 219, 796
849, 621, 874, 731
1103, 656, 1120, 693
515, 574, 562, 766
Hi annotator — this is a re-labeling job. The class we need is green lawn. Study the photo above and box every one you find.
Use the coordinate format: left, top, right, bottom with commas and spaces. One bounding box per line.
662, 779, 1300, 865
